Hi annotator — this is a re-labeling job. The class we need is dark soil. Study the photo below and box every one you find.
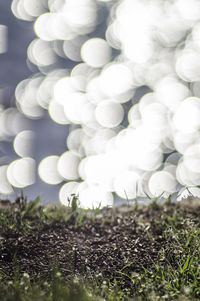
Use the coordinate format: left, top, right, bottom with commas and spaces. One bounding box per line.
0, 197, 199, 292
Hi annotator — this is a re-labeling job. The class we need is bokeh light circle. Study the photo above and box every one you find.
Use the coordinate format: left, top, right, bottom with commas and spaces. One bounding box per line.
95, 100, 124, 128
38, 156, 63, 185
148, 171, 177, 197
81, 38, 112, 68
57, 151, 80, 180
13, 130, 35, 157
7, 158, 35, 188
59, 181, 79, 206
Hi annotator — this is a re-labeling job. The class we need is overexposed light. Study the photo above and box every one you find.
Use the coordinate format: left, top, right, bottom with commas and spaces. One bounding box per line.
48, 99, 70, 125
177, 186, 200, 201
0, 165, 14, 195
91, 128, 116, 153
138, 92, 156, 111
115, 126, 164, 170
48, 0, 65, 12
145, 62, 174, 88
81, 38, 112, 68
13, 157, 35, 187
86, 76, 105, 105
105, 23, 121, 50
13, 130, 35, 157
100, 63, 134, 97
173, 97, 200, 133
156, 10, 189, 47
78, 154, 115, 191
137, 149, 163, 171
0, 108, 29, 137
63, 36, 87, 62
51, 12, 77, 40
175, 0, 200, 22
123, 35, 154, 64
23, 0, 47, 18
81, 129, 115, 156
77, 157, 89, 180
66, 128, 87, 157
15, 78, 45, 119
97, 0, 112, 2
183, 144, 200, 173
38, 155, 63, 184
11, 0, 34, 21
64, 92, 88, 124
95, 100, 124, 128
113, 170, 140, 199
128, 104, 142, 128
62, 0, 98, 35
78, 185, 113, 209
155, 77, 190, 111
115, 0, 155, 64
81, 102, 100, 129
141, 102, 168, 130
34, 12, 57, 41
15, 78, 30, 103
57, 151, 80, 180
36, 74, 60, 110
7, 158, 35, 188
34, 12, 77, 41
192, 22, 200, 47
148, 171, 177, 197
28, 38, 57, 66
175, 50, 200, 82
10, 0, 200, 207
54, 76, 78, 105
59, 181, 79, 206
11, 0, 22, 20
173, 131, 199, 155
71, 63, 93, 78
0, 25, 8, 54
176, 160, 200, 186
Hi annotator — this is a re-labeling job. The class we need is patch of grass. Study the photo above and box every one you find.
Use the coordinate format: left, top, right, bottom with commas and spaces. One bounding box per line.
0, 191, 199, 300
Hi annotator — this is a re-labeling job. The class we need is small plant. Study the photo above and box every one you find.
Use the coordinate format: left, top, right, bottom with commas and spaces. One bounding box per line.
0, 191, 199, 300
144, 188, 165, 208
67, 194, 88, 228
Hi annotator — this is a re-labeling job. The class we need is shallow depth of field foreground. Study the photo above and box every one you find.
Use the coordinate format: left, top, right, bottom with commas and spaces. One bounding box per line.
0, 193, 199, 301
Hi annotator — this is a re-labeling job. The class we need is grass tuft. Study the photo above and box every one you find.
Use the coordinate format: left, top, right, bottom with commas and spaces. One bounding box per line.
0, 191, 199, 300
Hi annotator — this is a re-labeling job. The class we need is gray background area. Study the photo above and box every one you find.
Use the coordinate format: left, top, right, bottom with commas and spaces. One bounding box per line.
0, 0, 68, 204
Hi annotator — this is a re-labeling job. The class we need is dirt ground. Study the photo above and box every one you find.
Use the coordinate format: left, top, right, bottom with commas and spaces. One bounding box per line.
0, 197, 199, 292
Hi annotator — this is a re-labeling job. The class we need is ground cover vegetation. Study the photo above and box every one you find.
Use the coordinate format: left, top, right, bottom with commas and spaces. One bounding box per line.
0, 192, 199, 301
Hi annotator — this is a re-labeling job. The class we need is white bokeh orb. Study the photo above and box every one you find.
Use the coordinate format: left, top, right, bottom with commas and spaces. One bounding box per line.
48, 99, 70, 125
78, 185, 114, 209
0, 165, 14, 194
81, 38, 112, 68
13, 130, 35, 157
57, 151, 80, 180
95, 100, 124, 128
173, 97, 200, 133
59, 181, 80, 206
148, 171, 177, 197
99, 63, 134, 97
113, 170, 140, 200
7, 157, 35, 188
38, 155, 63, 185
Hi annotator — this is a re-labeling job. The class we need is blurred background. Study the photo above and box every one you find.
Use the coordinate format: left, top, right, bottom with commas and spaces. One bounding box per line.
0, 0, 68, 204
1, 0, 200, 208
